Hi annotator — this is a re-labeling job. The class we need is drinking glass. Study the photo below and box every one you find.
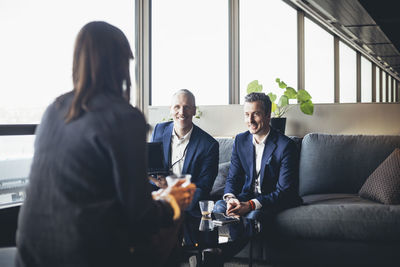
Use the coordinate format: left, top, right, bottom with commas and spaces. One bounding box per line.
199, 200, 214, 217
199, 216, 214, 231
166, 174, 191, 187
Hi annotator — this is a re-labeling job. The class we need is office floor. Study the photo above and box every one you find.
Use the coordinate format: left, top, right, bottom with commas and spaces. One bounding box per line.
180, 258, 273, 267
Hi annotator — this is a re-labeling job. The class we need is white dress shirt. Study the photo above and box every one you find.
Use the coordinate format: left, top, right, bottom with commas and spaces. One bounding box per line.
251, 132, 269, 209
223, 131, 269, 210
170, 126, 193, 176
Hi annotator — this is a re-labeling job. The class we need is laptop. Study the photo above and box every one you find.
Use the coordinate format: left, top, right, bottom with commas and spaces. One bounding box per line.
147, 142, 170, 176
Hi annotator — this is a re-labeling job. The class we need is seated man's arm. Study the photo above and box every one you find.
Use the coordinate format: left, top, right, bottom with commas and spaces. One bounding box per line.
148, 123, 163, 190
256, 140, 300, 209
224, 138, 246, 200
187, 141, 219, 210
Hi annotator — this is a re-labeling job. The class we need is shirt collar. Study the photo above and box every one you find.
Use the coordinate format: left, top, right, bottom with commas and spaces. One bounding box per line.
252, 130, 270, 146
172, 125, 193, 142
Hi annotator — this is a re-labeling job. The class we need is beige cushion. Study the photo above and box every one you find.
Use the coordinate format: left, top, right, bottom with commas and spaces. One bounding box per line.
359, 148, 400, 204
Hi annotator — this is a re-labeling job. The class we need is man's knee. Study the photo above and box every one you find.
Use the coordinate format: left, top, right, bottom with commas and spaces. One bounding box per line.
245, 210, 262, 220
213, 200, 226, 213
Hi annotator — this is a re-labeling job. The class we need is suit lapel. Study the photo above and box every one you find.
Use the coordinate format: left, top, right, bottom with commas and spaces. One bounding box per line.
260, 129, 277, 186
163, 123, 174, 168
182, 125, 199, 174
244, 133, 255, 183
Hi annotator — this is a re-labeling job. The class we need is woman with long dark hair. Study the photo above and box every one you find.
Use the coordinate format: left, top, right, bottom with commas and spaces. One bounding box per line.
15, 21, 195, 267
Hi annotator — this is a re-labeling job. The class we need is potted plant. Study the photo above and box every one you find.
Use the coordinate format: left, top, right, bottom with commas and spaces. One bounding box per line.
247, 78, 314, 134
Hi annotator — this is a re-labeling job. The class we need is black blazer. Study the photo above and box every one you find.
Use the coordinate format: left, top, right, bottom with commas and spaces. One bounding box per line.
16, 92, 174, 267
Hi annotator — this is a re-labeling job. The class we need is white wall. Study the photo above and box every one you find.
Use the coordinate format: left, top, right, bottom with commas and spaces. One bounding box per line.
147, 103, 400, 138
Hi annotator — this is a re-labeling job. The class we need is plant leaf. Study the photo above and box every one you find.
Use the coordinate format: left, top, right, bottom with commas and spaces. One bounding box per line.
279, 81, 287, 89
275, 78, 281, 83
267, 92, 277, 102
284, 87, 297, 99
297, 89, 312, 102
195, 107, 202, 119
271, 102, 277, 113
300, 100, 314, 115
278, 95, 289, 107
247, 80, 263, 94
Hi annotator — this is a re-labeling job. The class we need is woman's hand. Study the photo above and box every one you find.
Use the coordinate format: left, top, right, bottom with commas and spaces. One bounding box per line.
169, 180, 196, 211
149, 175, 168, 189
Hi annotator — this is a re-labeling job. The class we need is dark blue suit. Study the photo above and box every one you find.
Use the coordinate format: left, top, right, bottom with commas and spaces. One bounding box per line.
151, 122, 219, 214
223, 128, 301, 215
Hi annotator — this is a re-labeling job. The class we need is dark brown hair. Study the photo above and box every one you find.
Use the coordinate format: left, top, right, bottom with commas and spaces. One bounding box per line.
65, 21, 133, 122
244, 92, 272, 116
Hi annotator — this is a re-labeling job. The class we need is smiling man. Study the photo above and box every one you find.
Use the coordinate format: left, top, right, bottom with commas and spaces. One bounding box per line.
150, 89, 219, 215
214, 92, 302, 222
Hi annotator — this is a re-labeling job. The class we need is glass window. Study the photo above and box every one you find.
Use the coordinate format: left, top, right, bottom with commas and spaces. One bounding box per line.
376, 67, 381, 102
0, 134, 34, 206
0, 0, 135, 124
391, 76, 395, 102
240, 0, 297, 104
388, 75, 392, 102
339, 41, 356, 103
361, 56, 372, 102
151, 0, 228, 106
305, 18, 334, 103
382, 72, 387, 102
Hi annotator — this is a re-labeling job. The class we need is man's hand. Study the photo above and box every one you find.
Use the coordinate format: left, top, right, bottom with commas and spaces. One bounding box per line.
169, 180, 196, 211
226, 198, 252, 217
149, 175, 168, 189
226, 198, 240, 216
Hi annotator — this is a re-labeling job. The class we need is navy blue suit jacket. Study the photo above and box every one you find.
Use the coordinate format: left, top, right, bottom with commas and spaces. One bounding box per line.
224, 128, 301, 211
151, 122, 219, 213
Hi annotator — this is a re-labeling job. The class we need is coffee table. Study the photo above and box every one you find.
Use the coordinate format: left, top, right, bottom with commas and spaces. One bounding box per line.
182, 212, 260, 267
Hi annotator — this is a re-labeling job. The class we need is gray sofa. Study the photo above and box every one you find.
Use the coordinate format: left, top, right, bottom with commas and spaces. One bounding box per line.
211, 133, 400, 266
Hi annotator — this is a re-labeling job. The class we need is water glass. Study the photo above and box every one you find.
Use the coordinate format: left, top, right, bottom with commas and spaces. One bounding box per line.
199, 200, 214, 217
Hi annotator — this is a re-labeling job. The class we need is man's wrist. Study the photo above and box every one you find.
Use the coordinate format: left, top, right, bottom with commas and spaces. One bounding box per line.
248, 200, 255, 211
224, 194, 236, 202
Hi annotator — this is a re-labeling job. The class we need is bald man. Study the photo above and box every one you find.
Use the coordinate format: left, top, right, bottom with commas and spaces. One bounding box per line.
150, 89, 219, 215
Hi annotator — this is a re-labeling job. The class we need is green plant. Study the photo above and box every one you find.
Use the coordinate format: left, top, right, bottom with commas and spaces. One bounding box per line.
246, 78, 314, 118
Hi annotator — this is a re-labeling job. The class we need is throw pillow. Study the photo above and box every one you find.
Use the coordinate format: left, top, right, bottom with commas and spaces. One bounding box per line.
210, 162, 230, 197
359, 148, 400, 204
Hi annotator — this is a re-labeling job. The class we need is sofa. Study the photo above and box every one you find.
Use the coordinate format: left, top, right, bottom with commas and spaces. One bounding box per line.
211, 133, 400, 266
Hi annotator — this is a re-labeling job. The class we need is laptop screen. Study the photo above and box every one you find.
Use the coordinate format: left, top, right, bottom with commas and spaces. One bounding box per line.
147, 142, 169, 175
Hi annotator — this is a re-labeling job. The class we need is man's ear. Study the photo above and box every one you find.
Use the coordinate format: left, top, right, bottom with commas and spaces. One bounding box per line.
192, 107, 197, 116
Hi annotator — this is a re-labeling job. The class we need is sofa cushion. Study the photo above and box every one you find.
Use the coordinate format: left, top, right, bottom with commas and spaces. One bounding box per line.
359, 148, 400, 204
301, 193, 377, 205
274, 194, 400, 242
216, 138, 234, 163
210, 162, 230, 197
299, 134, 400, 196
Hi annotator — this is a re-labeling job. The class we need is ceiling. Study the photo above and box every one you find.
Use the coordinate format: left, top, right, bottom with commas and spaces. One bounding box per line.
301, 0, 400, 77
359, 0, 400, 74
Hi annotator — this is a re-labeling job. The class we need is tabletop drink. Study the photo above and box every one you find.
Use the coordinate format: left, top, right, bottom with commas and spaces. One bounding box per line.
199, 200, 214, 217
198, 216, 214, 231
166, 174, 191, 187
